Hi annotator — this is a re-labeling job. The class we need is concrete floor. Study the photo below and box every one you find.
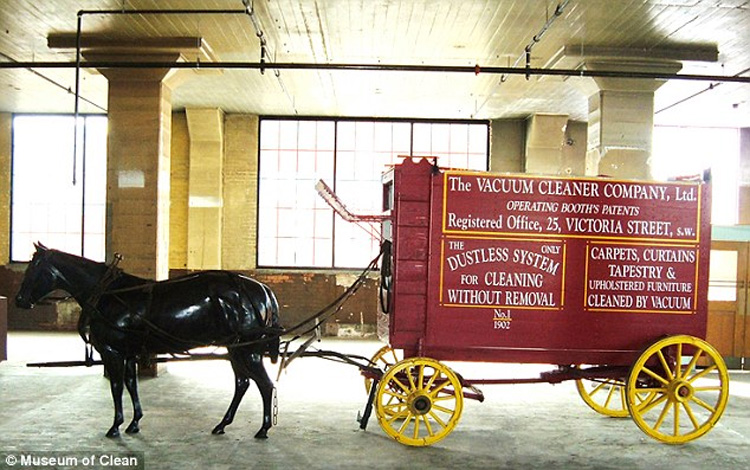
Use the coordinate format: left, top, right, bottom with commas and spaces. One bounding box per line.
0, 332, 748, 470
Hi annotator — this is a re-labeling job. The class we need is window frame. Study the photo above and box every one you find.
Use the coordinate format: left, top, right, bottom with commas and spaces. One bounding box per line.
256, 116, 490, 270
9, 113, 108, 263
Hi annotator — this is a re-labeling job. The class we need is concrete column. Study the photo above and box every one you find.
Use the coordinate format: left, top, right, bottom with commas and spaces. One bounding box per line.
0, 113, 11, 264
489, 119, 525, 173
583, 60, 681, 179
169, 113, 189, 271
100, 56, 178, 280
186, 108, 224, 270
525, 114, 569, 175
223, 115, 259, 270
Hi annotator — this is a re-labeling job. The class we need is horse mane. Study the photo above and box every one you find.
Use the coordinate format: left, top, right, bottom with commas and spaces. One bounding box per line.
45, 248, 149, 287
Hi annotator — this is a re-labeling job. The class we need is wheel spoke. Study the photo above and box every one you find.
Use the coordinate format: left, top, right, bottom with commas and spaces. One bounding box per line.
602, 382, 617, 409
682, 402, 700, 431
674, 343, 683, 379
432, 403, 456, 414
641, 366, 670, 386
652, 398, 672, 432
693, 385, 723, 392
433, 394, 457, 403
387, 409, 410, 426
657, 350, 674, 381
428, 379, 451, 398
406, 366, 418, 391
398, 414, 414, 434
690, 395, 717, 413
687, 364, 717, 383
417, 364, 426, 391
428, 409, 448, 428
383, 388, 408, 401
424, 369, 440, 391
684, 350, 703, 376
640, 393, 669, 414
589, 380, 609, 397
412, 414, 420, 439
673, 402, 680, 436
384, 401, 408, 413
421, 415, 435, 437
392, 376, 411, 394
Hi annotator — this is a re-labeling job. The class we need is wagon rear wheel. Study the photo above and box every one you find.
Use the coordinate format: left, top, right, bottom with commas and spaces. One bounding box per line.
375, 357, 463, 447
625, 335, 729, 444
575, 367, 655, 418
576, 375, 630, 418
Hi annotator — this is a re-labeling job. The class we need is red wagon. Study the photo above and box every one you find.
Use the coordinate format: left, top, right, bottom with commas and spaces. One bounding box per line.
366, 157, 728, 446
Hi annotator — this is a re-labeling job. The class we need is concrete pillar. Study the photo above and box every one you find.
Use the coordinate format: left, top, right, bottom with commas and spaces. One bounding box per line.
185, 109, 224, 270
223, 115, 259, 270
99, 55, 178, 280
525, 114, 569, 175
489, 119, 525, 173
583, 60, 681, 179
0, 113, 11, 264
169, 113, 189, 271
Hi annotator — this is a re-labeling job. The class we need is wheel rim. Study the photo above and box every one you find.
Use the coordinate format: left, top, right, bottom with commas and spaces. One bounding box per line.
365, 346, 400, 394
576, 376, 630, 418
576, 367, 655, 418
626, 335, 730, 444
375, 357, 463, 446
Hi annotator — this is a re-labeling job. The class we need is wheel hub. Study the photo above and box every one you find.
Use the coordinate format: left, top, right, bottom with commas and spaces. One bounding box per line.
668, 379, 693, 403
409, 394, 432, 415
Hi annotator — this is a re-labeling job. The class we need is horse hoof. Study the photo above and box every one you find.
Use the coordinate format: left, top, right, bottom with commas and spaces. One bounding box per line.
106, 428, 121, 438
211, 426, 225, 435
125, 423, 140, 434
254, 429, 268, 439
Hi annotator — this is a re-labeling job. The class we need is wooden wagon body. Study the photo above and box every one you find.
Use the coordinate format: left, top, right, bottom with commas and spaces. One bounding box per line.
368, 157, 727, 446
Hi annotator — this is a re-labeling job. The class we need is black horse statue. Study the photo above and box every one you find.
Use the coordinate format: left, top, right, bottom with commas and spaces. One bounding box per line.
15, 243, 282, 439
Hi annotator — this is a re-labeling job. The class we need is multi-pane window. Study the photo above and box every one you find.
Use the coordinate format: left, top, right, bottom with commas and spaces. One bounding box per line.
258, 118, 489, 268
652, 125, 739, 225
11, 115, 107, 262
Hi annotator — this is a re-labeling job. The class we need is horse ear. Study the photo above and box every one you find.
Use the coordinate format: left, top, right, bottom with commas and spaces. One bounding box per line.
34, 241, 48, 252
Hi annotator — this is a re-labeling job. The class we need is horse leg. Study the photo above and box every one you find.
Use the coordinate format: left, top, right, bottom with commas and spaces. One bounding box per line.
212, 357, 250, 435
124, 357, 143, 434
244, 354, 275, 439
102, 354, 126, 438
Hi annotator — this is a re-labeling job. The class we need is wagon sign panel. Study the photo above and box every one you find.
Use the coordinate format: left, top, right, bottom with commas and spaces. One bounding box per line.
387, 159, 712, 365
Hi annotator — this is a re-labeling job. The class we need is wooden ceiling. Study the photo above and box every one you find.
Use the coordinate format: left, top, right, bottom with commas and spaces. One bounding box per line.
0, 0, 748, 127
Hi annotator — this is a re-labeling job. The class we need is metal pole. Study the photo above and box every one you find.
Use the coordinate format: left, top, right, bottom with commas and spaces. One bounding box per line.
3, 60, 747, 84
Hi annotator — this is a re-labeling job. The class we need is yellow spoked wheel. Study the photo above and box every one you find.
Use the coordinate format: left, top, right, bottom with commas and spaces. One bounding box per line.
576, 375, 631, 418
375, 357, 464, 447
364, 346, 401, 394
626, 335, 730, 444
576, 367, 656, 418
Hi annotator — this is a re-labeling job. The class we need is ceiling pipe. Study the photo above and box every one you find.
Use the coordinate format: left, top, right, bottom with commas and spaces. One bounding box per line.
68, 7, 279, 186
500, 0, 571, 84
241, 0, 297, 113
5, 59, 748, 84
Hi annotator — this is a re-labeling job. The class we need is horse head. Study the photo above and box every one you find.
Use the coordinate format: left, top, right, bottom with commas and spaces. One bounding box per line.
15, 242, 62, 308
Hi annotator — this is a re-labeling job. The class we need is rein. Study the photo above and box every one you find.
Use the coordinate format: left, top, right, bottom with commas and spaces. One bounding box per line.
35, 244, 385, 363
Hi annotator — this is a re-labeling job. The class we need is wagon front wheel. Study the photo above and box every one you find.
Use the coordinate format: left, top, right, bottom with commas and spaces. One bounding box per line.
626, 335, 729, 444
375, 357, 463, 446
365, 346, 401, 394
